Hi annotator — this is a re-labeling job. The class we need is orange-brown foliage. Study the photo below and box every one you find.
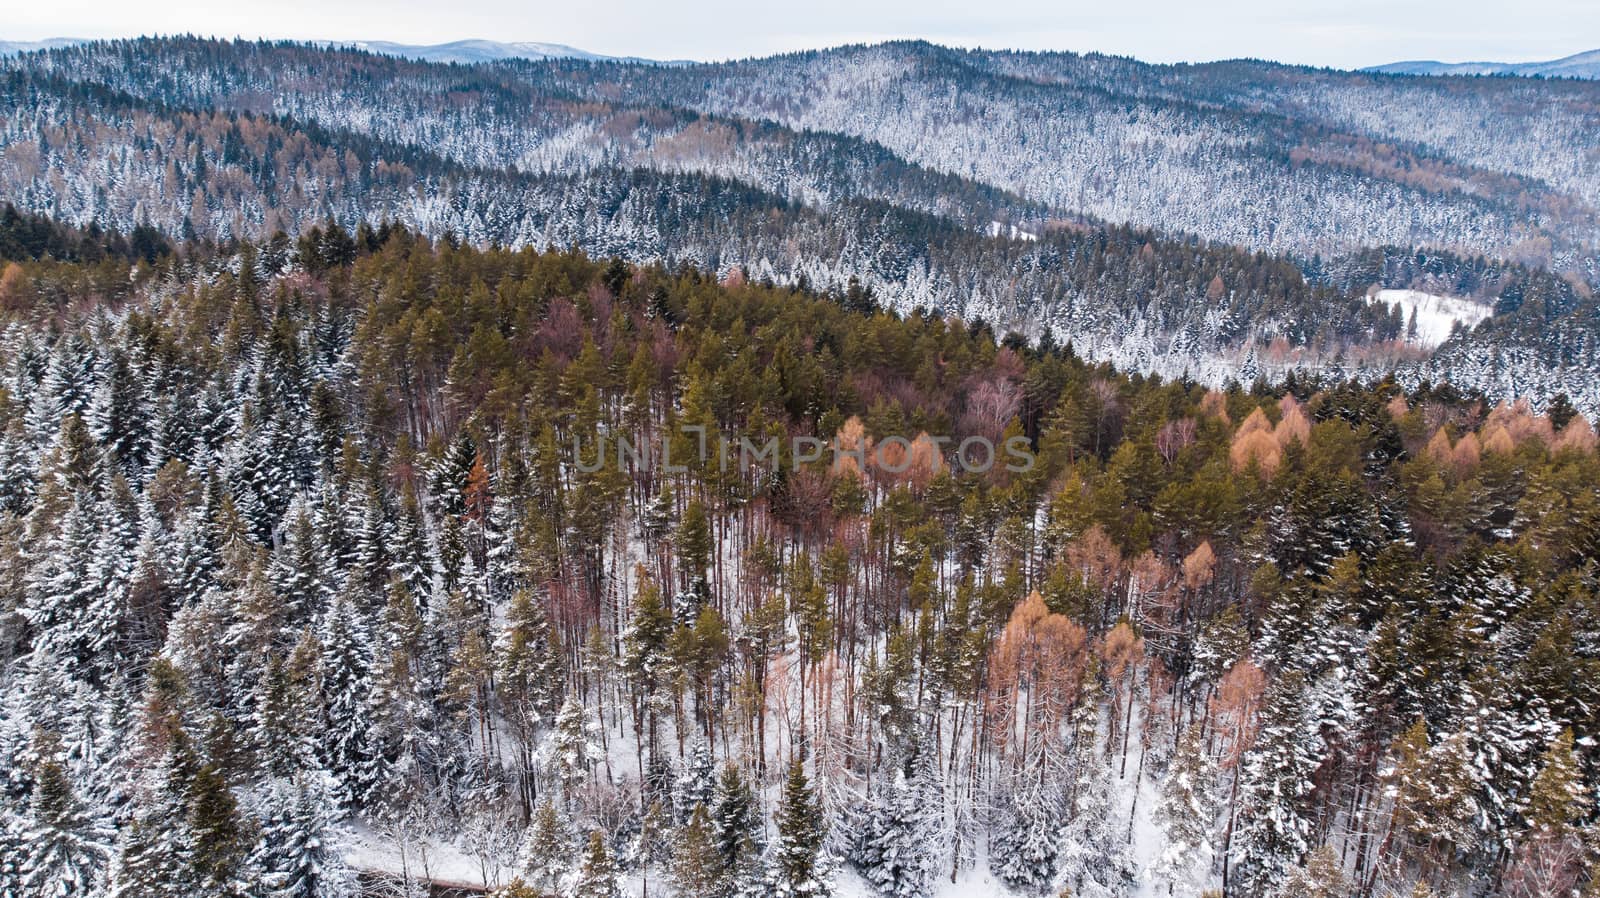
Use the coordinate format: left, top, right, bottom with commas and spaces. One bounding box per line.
1211, 659, 1267, 765
1100, 621, 1146, 681
1485, 400, 1556, 448
0, 263, 29, 313
1451, 432, 1482, 475
833, 416, 867, 479
1200, 390, 1231, 424
1066, 525, 1124, 596
1482, 426, 1516, 455
1274, 396, 1311, 448
904, 432, 944, 489
1554, 417, 1598, 455
1425, 428, 1456, 466
1386, 394, 1410, 422
988, 591, 1091, 757
1231, 406, 1285, 476
1183, 541, 1217, 591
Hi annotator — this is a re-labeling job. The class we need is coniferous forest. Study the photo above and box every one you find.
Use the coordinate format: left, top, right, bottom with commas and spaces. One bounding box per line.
1, 221, 1598, 898
4, 38, 1600, 415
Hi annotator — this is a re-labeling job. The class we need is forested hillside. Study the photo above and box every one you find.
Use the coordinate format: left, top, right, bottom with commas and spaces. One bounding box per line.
3, 38, 1600, 415
1, 227, 1598, 897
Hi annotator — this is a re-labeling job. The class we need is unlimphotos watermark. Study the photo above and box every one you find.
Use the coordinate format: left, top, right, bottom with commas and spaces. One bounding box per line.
572, 426, 1035, 476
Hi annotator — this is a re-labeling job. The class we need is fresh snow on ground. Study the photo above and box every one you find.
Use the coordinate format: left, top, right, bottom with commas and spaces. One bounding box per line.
986, 221, 1038, 242
333, 508, 1206, 898
1367, 288, 1493, 349
341, 819, 505, 890
834, 864, 1024, 898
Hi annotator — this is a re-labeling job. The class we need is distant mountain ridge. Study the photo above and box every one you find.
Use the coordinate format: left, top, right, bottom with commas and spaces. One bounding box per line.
1366, 48, 1600, 79
0, 36, 688, 65
7, 36, 1591, 77
330, 38, 691, 66
3, 36, 1599, 413
0, 38, 85, 56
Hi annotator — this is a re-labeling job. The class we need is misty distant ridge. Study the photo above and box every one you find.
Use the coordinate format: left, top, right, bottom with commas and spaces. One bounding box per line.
0, 36, 692, 65
0, 38, 85, 55
1365, 47, 1600, 79
330, 38, 694, 66
4, 36, 1596, 78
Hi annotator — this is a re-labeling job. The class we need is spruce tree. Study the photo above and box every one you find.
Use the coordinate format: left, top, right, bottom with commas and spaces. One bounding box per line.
250, 774, 355, 898
990, 784, 1062, 895
858, 762, 941, 898
712, 763, 759, 872
1230, 672, 1321, 897
498, 589, 565, 742
632, 798, 673, 892
769, 760, 830, 898
676, 740, 717, 822
1277, 845, 1346, 898
0, 810, 25, 898
18, 744, 111, 898
544, 698, 600, 807
1150, 725, 1217, 897
317, 589, 375, 808
184, 760, 250, 897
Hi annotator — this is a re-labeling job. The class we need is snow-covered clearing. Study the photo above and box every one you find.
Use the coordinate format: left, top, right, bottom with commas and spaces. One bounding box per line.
342, 820, 499, 890
1366, 288, 1493, 349
986, 221, 1038, 242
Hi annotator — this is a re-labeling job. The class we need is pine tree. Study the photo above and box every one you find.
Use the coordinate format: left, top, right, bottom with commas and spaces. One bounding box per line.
1523, 729, 1588, 838
516, 800, 573, 895
671, 803, 725, 897
572, 831, 622, 898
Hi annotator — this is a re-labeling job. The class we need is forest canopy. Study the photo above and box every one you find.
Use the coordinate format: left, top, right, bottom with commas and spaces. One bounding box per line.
1, 222, 1598, 898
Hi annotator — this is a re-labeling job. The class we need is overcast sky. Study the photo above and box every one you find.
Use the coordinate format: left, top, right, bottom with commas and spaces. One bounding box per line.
6, 0, 1597, 68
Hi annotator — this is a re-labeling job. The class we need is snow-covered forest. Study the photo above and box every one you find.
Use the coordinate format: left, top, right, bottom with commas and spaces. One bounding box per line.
1, 223, 1599, 898
2, 39, 1600, 415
